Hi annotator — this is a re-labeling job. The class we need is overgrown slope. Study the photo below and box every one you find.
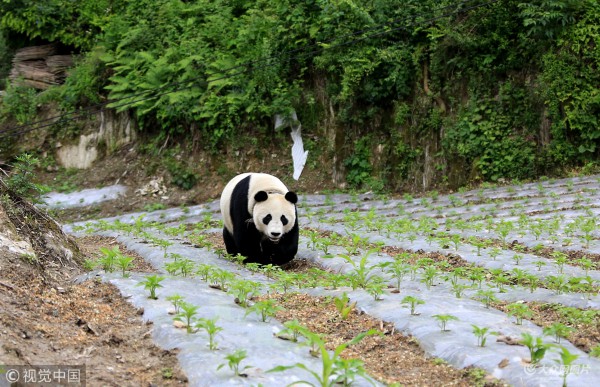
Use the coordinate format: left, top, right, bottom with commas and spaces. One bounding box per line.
1, 0, 599, 191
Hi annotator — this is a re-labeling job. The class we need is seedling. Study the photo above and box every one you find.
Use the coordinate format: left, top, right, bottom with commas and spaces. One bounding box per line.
153, 238, 173, 258
336, 249, 381, 288
365, 278, 386, 301
166, 294, 184, 314
83, 258, 97, 271
507, 302, 532, 325
333, 292, 356, 320
276, 319, 304, 342
493, 272, 511, 292
489, 247, 502, 261
469, 237, 487, 256
179, 259, 195, 277
576, 256, 594, 275
195, 263, 213, 281
471, 325, 498, 347
552, 251, 568, 274
543, 323, 575, 344
452, 283, 470, 298
475, 289, 498, 309
98, 246, 120, 272
421, 265, 438, 290
525, 274, 540, 293
165, 261, 180, 276
323, 273, 346, 290
229, 279, 262, 308
547, 275, 570, 295
195, 317, 223, 350
449, 234, 462, 251
173, 302, 200, 333
217, 349, 251, 377
512, 254, 524, 266
315, 237, 334, 255
332, 357, 373, 387
554, 346, 580, 387
269, 327, 378, 386
520, 333, 551, 365
467, 267, 486, 289
110, 253, 133, 277
496, 220, 514, 247
432, 314, 459, 332
209, 268, 236, 291
138, 274, 165, 299
401, 295, 425, 316
534, 260, 546, 271
245, 299, 283, 322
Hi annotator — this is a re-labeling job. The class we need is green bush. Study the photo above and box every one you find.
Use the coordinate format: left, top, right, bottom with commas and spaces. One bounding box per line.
2, 0, 600, 186
0, 82, 38, 124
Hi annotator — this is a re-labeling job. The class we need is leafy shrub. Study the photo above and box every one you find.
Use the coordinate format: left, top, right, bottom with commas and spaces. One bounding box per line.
344, 136, 373, 188
56, 48, 107, 109
0, 82, 38, 124
2, 153, 49, 202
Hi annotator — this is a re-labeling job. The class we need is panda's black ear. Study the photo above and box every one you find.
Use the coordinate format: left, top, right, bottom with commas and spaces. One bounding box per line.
285, 191, 298, 204
254, 191, 269, 202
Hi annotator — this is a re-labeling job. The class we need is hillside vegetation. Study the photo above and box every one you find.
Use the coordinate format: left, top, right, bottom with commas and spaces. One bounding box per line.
1, 0, 599, 191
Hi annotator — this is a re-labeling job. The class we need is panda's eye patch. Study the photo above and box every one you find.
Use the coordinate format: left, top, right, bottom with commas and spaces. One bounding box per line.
263, 214, 272, 225
281, 215, 288, 225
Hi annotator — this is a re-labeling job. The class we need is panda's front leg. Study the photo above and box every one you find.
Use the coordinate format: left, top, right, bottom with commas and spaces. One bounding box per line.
223, 227, 238, 256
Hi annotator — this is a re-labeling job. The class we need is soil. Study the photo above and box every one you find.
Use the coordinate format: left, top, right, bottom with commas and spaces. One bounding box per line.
0, 236, 187, 386
264, 293, 506, 387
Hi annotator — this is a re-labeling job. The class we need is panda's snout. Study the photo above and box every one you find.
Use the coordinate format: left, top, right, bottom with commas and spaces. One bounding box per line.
269, 231, 282, 242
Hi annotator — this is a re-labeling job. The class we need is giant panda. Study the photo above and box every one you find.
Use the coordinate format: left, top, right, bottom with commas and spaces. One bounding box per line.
220, 173, 299, 265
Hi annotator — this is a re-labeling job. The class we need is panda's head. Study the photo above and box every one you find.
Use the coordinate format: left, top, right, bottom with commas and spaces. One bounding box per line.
253, 191, 298, 243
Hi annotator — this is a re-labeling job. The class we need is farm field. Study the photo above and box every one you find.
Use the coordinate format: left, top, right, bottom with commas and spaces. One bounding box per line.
64, 174, 600, 386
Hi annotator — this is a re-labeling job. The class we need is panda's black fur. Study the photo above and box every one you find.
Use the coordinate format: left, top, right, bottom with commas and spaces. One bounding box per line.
221, 174, 299, 265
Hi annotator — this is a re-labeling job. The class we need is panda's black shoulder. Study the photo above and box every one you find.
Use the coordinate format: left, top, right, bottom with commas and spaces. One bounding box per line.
229, 174, 252, 217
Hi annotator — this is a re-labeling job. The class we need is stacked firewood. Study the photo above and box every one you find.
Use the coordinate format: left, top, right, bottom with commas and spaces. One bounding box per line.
9, 44, 73, 89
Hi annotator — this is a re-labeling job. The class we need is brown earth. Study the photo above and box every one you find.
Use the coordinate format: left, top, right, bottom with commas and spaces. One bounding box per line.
0, 235, 187, 386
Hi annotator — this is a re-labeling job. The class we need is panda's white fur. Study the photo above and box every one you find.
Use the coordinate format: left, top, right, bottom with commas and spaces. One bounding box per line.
219, 173, 299, 264
220, 173, 291, 236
